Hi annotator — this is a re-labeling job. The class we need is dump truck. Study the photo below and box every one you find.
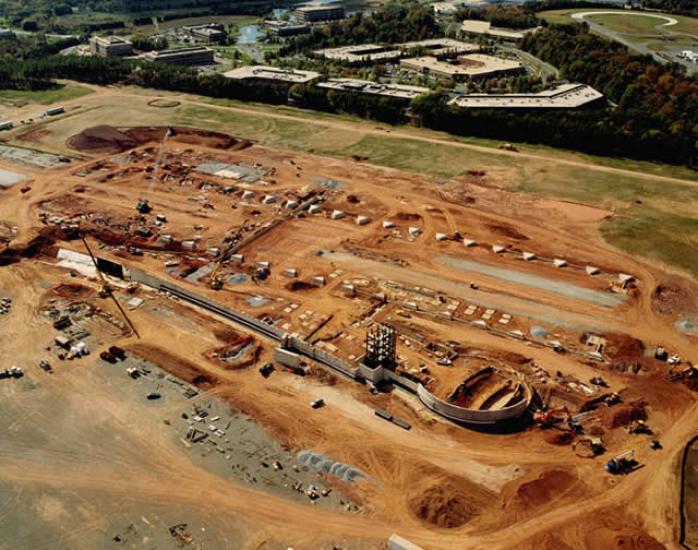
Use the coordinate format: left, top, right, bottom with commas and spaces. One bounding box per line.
605, 450, 636, 474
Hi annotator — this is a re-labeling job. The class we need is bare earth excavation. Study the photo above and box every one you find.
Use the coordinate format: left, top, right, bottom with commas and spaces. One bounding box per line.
0, 113, 697, 549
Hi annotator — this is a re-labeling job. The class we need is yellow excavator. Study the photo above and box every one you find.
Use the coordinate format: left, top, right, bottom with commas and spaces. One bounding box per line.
207, 221, 249, 291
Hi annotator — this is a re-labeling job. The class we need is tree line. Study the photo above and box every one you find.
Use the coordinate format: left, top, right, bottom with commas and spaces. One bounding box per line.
278, 3, 442, 57
0, 20, 696, 166
520, 24, 697, 165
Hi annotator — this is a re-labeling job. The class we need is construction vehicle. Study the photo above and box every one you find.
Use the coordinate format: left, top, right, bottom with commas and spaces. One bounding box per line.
38, 360, 52, 373
573, 436, 605, 458
625, 419, 652, 435
533, 406, 571, 428
498, 142, 519, 152
79, 234, 139, 338
207, 221, 250, 290
100, 351, 117, 364
259, 363, 274, 378
108, 346, 126, 360
604, 392, 620, 406
605, 450, 636, 474
136, 199, 152, 214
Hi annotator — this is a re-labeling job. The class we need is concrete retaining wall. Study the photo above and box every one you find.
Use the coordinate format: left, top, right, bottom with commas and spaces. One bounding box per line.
416, 382, 530, 425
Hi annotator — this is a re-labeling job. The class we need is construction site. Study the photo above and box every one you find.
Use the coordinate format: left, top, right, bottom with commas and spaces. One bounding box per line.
0, 113, 697, 549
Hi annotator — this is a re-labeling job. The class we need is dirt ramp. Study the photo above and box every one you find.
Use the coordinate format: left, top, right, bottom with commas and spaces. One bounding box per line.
502, 468, 581, 520
67, 126, 252, 154
67, 125, 139, 154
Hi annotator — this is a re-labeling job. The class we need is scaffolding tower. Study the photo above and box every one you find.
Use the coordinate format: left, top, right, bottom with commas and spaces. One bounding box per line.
365, 323, 396, 370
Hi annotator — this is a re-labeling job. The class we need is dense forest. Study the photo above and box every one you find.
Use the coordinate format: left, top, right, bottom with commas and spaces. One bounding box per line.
521, 24, 697, 162
278, 3, 441, 56
456, 6, 545, 30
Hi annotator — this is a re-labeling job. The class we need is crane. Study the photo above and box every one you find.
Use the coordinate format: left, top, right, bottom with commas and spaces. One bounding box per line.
80, 234, 139, 338
207, 220, 249, 291
138, 127, 176, 214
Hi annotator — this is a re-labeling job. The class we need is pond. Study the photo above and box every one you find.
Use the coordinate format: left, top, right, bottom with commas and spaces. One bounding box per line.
237, 24, 263, 44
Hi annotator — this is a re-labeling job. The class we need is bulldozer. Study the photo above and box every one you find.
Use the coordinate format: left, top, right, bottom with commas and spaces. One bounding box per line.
625, 419, 652, 435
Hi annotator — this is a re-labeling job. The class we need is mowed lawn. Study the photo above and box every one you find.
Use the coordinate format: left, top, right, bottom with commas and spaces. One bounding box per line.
0, 83, 93, 108
541, 9, 698, 36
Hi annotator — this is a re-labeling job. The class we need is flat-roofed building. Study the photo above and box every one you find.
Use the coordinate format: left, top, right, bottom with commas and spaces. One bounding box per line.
316, 43, 402, 64
143, 46, 214, 66
449, 83, 604, 109
296, 4, 345, 23
431, 2, 460, 15
400, 54, 522, 80
400, 38, 478, 58
317, 39, 477, 65
184, 23, 227, 44
318, 78, 429, 100
265, 20, 310, 37
90, 35, 133, 57
223, 65, 320, 84
460, 19, 538, 42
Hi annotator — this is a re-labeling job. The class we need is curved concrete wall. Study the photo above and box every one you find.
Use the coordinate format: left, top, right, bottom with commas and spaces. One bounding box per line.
417, 381, 531, 425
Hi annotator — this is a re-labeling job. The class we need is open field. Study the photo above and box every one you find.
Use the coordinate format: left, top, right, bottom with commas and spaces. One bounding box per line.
0, 95, 697, 547
543, 9, 698, 35
0, 83, 93, 109
1, 85, 697, 279
541, 9, 698, 70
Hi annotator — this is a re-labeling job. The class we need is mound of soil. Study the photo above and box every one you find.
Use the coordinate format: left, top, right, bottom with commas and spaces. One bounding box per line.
507, 469, 576, 511
409, 483, 478, 528
68, 125, 138, 154
395, 212, 422, 221
126, 343, 219, 389
67, 125, 251, 154
488, 223, 528, 241
286, 280, 317, 291
585, 526, 665, 550
604, 401, 647, 429
0, 227, 62, 266
605, 333, 645, 362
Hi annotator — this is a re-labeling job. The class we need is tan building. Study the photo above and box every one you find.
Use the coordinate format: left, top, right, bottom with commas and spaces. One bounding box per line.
223, 66, 320, 84
460, 20, 538, 42
90, 35, 133, 57
449, 83, 604, 109
400, 54, 522, 81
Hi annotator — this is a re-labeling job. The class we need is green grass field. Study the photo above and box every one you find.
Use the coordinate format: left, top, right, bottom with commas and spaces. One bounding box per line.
541, 9, 698, 36
0, 83, 93, 108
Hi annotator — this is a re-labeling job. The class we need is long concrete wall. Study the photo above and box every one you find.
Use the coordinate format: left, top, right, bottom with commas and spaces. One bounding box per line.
129, 267, 531, 427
